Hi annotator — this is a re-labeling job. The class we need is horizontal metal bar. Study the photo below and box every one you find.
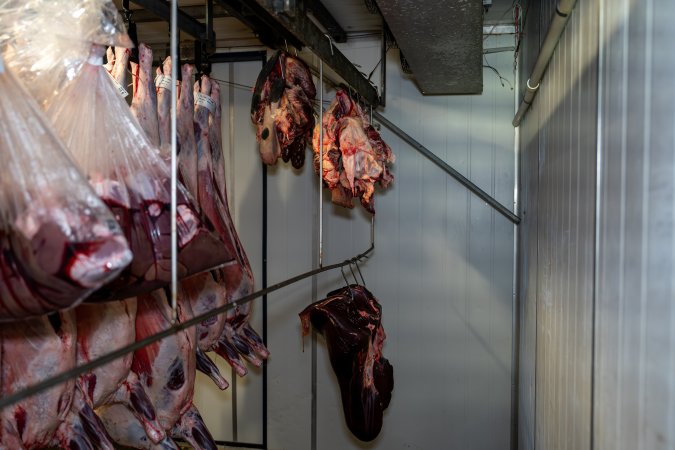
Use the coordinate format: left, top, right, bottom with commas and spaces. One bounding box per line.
284, 8, 380, 105
218, 0, 379, 105
306, 0, 347, 43
484, 45, 516, 54
482, 24, 517, 34
372, 111, 520, 224
121, 4, 229, 23
209, 51, 267, 64
0, 245, 374, 411
215, 0, 303, 50
130, 0, 206, 39
214, 440, 265, 449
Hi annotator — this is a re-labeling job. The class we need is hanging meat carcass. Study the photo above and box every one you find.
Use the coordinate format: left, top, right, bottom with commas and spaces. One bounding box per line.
312, 90, 395, 213
0, 312, 78, 448
99, 289, 217, 450
130, 43, 161, 147
195, 75, 270, 376
300, 285, 394, 442
251, 50, 316, 168
74, 300, 165, 444
44, 45, 232, 301
0, 56, 132, 322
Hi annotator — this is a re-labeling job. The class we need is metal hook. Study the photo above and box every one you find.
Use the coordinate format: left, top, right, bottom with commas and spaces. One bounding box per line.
355, 259, 366, 287
324, 33, 334, 56
340, 266, 354, 300
349, 261, 359, 286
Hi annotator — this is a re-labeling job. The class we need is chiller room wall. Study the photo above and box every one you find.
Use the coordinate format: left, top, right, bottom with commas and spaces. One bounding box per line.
192, 33, 517, 450
517, 0, 675, 449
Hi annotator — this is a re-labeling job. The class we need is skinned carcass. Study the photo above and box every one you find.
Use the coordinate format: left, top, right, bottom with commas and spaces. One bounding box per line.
251, 50, 316, 168
196, 75, 269, 376
99, 289, 217, 450
0, 312, 77, 449
75, 300, 165, 444
130, 43, 160, 147
312, 90, 395, 213
300, 285, 394, 442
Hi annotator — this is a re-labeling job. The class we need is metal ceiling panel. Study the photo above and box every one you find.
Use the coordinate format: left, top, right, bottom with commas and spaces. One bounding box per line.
375, 0, 483, 94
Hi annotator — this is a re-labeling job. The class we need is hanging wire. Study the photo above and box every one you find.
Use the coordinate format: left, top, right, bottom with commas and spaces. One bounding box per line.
169, 0, 178, 323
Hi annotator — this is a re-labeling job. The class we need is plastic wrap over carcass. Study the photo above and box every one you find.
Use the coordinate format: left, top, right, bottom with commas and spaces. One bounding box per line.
0, 58, 132, 322
0, 0, 132, 108
46, 45, 233, 301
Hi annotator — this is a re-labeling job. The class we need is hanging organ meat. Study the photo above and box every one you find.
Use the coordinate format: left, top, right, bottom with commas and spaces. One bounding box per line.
300, 285, 394, 442
251, 50, 316, 168
313, 90, 395, 213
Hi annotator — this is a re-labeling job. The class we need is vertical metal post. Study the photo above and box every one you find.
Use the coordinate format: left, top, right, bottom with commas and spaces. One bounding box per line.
319, 60, 324, 267
510, 52, 521, 450
169, 0, 178, 323
370, 106, 375, 246
311, 58, 325, 450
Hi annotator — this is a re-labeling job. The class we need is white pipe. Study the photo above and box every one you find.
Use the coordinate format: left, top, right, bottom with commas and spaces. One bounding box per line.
512, 0, 579, 127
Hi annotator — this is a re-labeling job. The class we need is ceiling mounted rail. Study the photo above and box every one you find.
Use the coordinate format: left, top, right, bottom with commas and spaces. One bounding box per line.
120, 5, 229, 23
130, 0, 208, 40
305, 0, 347, 43
216, 0, 380, 106
373, 111, 520, 224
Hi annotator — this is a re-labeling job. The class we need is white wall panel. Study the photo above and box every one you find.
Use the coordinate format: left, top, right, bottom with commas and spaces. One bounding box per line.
196, 35, 516, 450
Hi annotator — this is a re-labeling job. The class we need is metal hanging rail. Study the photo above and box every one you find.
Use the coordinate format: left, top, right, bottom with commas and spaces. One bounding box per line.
372, 111, 521, 225
0, 245, 373, 411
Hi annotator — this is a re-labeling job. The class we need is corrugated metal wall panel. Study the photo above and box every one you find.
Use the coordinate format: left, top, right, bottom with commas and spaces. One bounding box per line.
196, 35, 516, 449
517, 1, 598, 449
594, 0, 675, 448
519, 0, 675, 448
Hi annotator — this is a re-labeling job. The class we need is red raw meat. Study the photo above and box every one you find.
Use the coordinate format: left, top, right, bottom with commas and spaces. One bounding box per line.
0, 57, 132, 321
251, 50, 316, 168
312, 90, 396, 213
45, 45, 232, 301
300, 285, 394, 442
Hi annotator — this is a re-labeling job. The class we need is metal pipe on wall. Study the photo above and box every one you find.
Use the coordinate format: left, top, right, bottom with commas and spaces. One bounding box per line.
512, 0, 579, 127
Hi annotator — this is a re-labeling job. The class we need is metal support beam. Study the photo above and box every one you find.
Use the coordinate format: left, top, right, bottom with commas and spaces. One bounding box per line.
120, 5, 229, 23
216, 0, 379, 105
372, 111, 520, 224
305, 0, 347, 43
216, 0, 303, 50
130, 0, 207, 39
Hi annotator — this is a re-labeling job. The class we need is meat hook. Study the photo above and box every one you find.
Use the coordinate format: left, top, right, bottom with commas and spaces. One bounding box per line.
354, 259, 367, 287
348, 262, 359, 286
340, 266, 354, 300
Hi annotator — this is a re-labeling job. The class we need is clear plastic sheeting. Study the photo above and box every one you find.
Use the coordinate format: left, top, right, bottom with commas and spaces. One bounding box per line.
0, 58, 132, 321
0, 0, 132, 108
46, 46, 231, 301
